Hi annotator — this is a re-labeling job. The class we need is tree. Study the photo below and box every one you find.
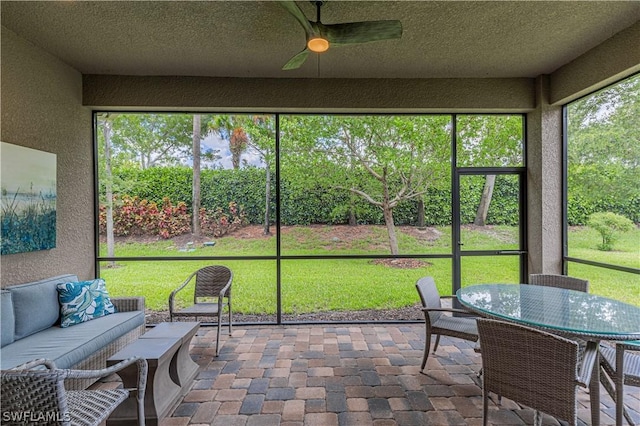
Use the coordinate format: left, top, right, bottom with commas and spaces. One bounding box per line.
210, 116, 248, 170
587, 212, 634, 251
281, 115, 451, 255
192, 115, 202, 237
209, 115, 275, 235
230, 128, 249, 169
109, 114, 194, 169
190, 114, 220, 236
567, 74, 639, 213
242, 116, 276, 235
98, 113, 220, 242
456, 115, 523, 226
99, 114, 116, 266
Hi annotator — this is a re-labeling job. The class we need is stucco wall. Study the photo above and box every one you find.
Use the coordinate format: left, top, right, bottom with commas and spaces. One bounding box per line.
526, 76, 563, 275
550, 21, 640, 105
1, 27, 94, 286
82, 75, 536, 112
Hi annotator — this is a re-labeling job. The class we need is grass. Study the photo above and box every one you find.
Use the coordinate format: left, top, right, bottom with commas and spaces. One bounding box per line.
568, 225, 640, 269
100, 225, 639, 313
568, 225, 639, 304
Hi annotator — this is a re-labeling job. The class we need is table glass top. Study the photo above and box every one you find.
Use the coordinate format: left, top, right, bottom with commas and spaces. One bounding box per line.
457, 284, 640, 339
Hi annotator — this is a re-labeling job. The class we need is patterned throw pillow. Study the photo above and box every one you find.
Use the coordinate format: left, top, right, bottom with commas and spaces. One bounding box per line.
57, 279, 117, 328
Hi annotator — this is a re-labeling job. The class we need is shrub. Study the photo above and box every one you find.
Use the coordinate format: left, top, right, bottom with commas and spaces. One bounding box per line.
99, 196, 247, 239
156, 197, 191, 239
199, 201, 248, 237
109, 165, 638, 227
587, 212, 634, 251
99, 195, 190, 239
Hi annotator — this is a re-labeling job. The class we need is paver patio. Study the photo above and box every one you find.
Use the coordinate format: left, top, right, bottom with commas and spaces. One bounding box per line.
93, 323, 639, 425
131, 323, 639, 426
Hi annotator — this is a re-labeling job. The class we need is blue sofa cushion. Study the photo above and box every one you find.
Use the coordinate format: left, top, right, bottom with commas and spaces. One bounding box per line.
1, 290, 15, 347
0, 310, 144, 370
8, 274, 78, 340
57, 279, 116, 328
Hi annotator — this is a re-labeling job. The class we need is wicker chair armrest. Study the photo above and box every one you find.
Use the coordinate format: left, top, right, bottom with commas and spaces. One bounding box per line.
112, 297, 145, 312
577, 340, 598, 387
63, 356, 146, 382
66, 356, 148, 421
219, 280, 231, 299
169, 272, 197, 311
7, 358, 57, 371
421, 307, 477, 316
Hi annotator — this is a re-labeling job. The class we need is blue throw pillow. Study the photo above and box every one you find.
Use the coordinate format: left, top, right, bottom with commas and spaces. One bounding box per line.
57, 279, 117, 328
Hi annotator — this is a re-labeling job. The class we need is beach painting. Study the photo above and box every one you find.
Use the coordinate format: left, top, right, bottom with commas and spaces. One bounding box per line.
1, 142, 57, 255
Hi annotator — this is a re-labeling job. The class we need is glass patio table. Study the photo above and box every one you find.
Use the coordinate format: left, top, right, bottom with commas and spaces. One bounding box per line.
457, 283, 640, 426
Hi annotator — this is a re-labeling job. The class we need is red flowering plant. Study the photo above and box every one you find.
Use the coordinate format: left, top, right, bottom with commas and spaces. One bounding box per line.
99, 195, 190, 239
199, 201, 247, 237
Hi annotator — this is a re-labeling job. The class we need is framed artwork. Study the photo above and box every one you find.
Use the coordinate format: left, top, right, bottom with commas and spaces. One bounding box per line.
1, 142, 57, 255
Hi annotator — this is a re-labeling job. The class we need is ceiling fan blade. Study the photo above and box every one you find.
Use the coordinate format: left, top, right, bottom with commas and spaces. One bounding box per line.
282, 48, 310, 70
319, 20, 403, 45
278, 0, 315, 37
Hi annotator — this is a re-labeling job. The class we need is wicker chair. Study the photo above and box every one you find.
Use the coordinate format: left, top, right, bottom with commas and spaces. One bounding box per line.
529, 273, 590, 357
477, 318, 597, 426
1, 356, 147, 426
415, 276, 478, 373
528, 274, 589, 292
599, 342, 640, 425
169, 265, 232, 356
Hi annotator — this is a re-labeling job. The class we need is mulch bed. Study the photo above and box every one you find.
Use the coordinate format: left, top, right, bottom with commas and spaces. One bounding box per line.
146, 304, 423, 325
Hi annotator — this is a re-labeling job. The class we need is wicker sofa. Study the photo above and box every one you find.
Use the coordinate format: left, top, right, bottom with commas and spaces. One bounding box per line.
1, 274, 145, 389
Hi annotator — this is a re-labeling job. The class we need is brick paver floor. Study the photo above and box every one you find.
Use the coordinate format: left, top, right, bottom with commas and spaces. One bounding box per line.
146, 324, 639, 426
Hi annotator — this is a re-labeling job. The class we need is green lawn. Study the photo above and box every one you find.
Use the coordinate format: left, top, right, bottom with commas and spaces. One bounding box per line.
100, 225, 639, 314
568, 225, 639, 304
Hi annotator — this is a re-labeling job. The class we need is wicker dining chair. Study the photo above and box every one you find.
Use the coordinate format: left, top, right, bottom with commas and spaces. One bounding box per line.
477, 318, 597, 426
415, 276, 478, 373
169, 265, 232, 356
528, 274, 589, 292
529, 273, 590, 355
599, 341, 640, 425
1, 356, 147, 426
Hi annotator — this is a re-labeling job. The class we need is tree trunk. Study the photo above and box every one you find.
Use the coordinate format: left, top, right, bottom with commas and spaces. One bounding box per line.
348, 160, 357, 226
348, 192, 357, 226
103, 118, 115, 267
348, 207, 357, 226
229, 128, 247, 170
417, 198, 425, 228
383, 204, 399, 255
192, 115, 201, 237
263, 166, 271, 235
474, 174, 496, 226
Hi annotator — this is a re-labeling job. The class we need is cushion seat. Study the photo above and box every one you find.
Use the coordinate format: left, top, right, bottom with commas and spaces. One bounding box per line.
173, 302, 220, 316
0, 310, 144, 370
433, 315, 478, 339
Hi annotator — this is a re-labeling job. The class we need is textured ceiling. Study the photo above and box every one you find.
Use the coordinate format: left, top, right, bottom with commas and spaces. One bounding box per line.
2, 1, 639, 79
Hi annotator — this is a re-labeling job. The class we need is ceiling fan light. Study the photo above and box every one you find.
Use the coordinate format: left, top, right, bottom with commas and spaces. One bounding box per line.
307, 37, 329, 53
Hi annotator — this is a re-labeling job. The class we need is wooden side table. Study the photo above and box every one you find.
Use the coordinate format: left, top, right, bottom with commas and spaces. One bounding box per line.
141, 321, 200, 390
107, 337, 182, 426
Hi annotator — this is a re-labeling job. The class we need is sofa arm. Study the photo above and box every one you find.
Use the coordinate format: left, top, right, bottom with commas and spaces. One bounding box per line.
112, 297, 145, 312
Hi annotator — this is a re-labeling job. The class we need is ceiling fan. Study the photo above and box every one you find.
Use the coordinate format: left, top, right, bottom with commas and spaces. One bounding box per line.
278, 0, 403, 70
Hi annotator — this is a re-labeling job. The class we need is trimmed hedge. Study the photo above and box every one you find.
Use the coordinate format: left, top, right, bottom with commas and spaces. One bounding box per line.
107, 166, 637, 226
